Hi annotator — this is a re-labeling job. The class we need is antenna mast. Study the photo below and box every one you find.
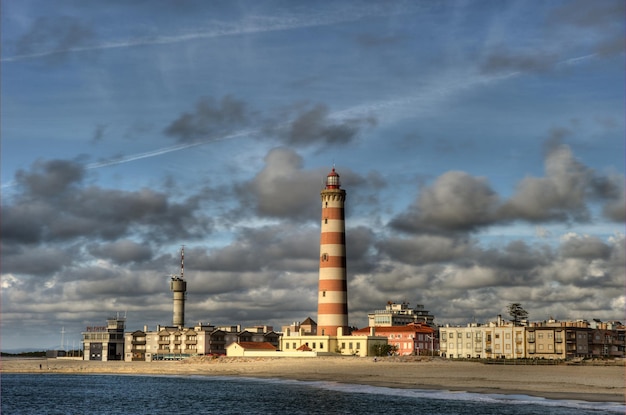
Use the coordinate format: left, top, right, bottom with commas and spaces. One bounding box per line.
180, 245, 185, 279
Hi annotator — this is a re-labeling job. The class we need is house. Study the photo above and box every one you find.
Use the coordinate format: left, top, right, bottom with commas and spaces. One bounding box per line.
226, 341, 277, 357
352, 324, 436, 356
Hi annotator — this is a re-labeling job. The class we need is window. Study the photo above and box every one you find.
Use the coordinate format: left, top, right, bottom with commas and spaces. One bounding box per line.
538, 333, 543, 339
457, 333, 462, 338
466, 333, 471, 338
324, 218, 328, 224
320, 343, 323, 349
449, 333, 454, 339
495, 334, 500, 339
349, 342, 353, 349
356, 343, 360, 349
548, 333, 553, 339
322, 291, 326, 297
286, 343, 289, 349
293, 343, 296, 349
341, 342, 345, 349
321, 253, 328, 261
312, 343, 316, 349
505, 333, 510, 339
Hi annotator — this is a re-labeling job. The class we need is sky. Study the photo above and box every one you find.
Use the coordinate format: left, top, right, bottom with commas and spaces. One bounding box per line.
1, 0, 624, 351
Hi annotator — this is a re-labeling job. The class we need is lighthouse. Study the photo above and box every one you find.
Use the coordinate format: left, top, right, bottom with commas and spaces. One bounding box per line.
317, 167, 349, 336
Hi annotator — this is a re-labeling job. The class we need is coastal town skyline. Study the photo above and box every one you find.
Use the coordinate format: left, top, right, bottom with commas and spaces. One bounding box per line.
1, 0, 624, 351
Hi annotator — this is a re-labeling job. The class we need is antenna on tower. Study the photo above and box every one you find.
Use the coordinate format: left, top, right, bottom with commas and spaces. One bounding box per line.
180, 245, 185, 279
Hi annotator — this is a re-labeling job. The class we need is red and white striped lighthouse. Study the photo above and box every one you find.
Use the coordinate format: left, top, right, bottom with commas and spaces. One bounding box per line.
317, 167, 349, 336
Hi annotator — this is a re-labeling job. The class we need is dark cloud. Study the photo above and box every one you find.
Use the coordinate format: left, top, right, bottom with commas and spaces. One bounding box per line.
238, 147, 325, 220
378, 234, 474, 265
91, 124, 107, 143
2, 159, 213, 244
548, 0, 625, 29
272, 104, 376, 147
15, 15, 96, 61
164, 96, 251, 143
15, 159, 85, 198
389, 171, 500, 234
189, 224, 319, 274
501, 145, 593, 222
87, 240, 154, 264
547, 0, 625, 58
480, 49, 558, 74
560, 234, 611, 260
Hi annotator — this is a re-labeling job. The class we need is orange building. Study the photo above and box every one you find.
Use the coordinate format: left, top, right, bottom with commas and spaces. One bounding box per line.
352, 323, 437, 356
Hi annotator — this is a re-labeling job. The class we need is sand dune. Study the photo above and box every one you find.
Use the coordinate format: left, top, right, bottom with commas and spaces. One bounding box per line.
2, 356, 624, 403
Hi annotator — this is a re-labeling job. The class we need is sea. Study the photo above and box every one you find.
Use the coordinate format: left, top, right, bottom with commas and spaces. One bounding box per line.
1, 374, 623, 414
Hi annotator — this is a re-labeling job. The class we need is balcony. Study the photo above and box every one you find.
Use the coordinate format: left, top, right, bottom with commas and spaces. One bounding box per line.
555, 338, 563, 343
185, 339, 197, 345
132, 339, 146, 345
527, 338, 535, 343
158, 339, 170, 345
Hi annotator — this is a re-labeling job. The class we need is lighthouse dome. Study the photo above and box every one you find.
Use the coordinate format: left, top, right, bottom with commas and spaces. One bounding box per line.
326, 168, 340, 189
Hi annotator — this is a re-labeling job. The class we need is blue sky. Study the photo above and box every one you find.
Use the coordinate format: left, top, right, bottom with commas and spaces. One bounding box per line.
1, 0, 624, 351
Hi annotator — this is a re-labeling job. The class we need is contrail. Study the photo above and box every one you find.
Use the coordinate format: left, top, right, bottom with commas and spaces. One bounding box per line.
0, 51, 598, 189
2, 3, 426, 63
86, 129, 256, 169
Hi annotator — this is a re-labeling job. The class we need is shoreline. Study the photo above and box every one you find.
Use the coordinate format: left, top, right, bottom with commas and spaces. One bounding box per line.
2, 356, 624, 404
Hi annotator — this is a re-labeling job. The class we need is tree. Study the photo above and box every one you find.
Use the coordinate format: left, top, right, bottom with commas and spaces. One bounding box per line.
507, 303, 529, 326
371, 344, 397, 357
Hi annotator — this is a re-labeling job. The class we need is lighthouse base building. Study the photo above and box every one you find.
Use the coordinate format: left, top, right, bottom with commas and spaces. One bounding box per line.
280, 324, 387, 357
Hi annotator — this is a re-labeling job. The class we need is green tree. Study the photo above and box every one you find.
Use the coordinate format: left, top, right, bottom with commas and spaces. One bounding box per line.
371, 343, 397, 357
507, 303, 529, 326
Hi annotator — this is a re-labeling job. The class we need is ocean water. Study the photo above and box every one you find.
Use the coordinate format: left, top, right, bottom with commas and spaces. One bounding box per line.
1, 374, 623, 414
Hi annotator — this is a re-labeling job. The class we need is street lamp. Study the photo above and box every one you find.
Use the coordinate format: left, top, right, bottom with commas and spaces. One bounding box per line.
426, 335, 434, 357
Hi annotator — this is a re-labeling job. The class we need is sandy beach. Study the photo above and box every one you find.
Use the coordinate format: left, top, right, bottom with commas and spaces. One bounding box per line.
2, 356, 624, 403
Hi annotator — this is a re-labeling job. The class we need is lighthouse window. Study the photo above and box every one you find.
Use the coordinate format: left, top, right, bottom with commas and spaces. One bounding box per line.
325, 202, 328, 207
324, 218, 328, 224
322, 291, 326, 297
321, 253, 328, 261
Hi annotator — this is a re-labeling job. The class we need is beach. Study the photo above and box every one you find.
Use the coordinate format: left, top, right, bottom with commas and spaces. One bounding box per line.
2, 356, 624, 403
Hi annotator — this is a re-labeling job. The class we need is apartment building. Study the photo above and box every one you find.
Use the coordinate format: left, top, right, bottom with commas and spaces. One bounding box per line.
368, 301, 435, 327
124, 323, 280, 361
440, 318, 625, 360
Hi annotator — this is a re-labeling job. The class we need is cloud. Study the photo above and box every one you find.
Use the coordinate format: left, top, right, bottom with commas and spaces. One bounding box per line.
480, 49, 559, 74
14, 15, 96, 63
265, 103, 377, 148
501, 145, 595, 222
238, 147, 328, 220
91, 124, 107, 143
87, 240, 154, 264
2, 159, 214, 245
164, 96, 251, 143
389, 171, 500, 234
